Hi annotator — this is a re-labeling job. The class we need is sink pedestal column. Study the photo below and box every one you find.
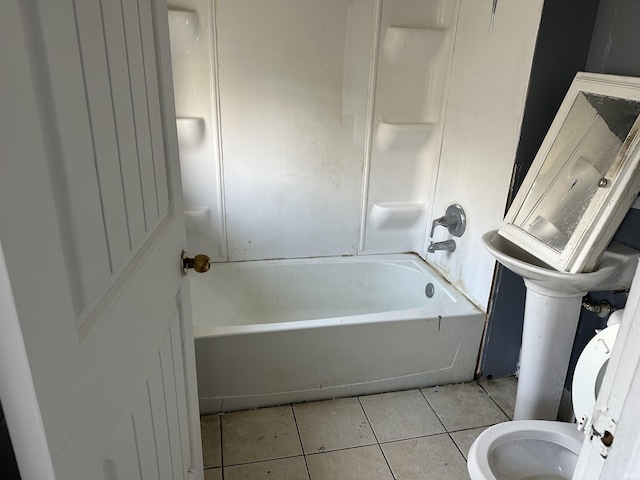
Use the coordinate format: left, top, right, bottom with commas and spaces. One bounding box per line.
514, 281, 584, 421
482, 230, 639, 421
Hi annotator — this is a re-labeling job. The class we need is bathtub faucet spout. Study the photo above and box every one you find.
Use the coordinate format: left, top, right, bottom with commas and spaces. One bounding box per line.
427, 239, 456, 253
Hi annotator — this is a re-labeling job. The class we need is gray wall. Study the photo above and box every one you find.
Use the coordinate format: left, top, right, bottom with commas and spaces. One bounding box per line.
481, 0, 601, 377
482, 0, 640, 381
587, 0, 640, 76
566, 0, 640, 388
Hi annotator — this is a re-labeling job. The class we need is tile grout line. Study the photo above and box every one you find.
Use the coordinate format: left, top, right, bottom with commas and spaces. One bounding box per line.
356, 396, 397, 480
418, 387, 448, 432
221, 452, 309, 468
448, 431, 469, 460
378, 431, 453, 445
356, 396, 381, 444
302, 441, 384, 457
376, 444, 397, 480
219, 413, 225, 479
421, 382, 507, 463
200, 414, 224, 475
478, 381, 513, 421
290, 404, 312, 480
408, 385, 470, 462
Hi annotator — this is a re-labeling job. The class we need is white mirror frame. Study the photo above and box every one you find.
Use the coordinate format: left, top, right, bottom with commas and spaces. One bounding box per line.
499, 72, 640, 273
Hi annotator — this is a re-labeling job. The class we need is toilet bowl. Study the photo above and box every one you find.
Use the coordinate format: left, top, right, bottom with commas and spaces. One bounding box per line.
468, 420, 583, 480
467, 315, 622, 480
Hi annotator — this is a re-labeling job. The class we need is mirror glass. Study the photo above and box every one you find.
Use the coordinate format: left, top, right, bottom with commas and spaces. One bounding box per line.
513, 92, 640, 252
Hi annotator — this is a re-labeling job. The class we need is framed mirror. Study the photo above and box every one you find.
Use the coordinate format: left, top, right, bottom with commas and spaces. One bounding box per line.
499, 73, 640, 273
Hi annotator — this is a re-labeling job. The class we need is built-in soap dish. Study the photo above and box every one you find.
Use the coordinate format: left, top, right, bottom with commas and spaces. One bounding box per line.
375, 122, 435, 151
369, 202, 427, 229
184, 207, 210, 234
176, 117, 205, 148
168, 10, 200, 53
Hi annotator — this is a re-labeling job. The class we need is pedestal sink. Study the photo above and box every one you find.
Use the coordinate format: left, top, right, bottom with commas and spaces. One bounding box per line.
482, 230, 639, 421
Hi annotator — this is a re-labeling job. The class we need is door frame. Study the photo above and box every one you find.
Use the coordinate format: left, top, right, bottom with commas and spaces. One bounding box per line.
573, 262, 640, 478
0, 248, 56, 479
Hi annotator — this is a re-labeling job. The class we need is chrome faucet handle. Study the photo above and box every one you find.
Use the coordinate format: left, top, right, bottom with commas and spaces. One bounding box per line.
430, 215, 449, 237
429, 204, 466, 238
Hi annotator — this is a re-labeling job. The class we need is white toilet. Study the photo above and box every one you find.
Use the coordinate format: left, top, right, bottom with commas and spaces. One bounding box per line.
467, 313, 622, 480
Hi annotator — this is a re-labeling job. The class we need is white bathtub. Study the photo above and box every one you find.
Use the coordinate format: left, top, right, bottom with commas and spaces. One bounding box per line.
192, 254, 485, 413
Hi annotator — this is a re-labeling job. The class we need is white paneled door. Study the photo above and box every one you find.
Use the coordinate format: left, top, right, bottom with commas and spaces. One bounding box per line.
0, 1, 203, 479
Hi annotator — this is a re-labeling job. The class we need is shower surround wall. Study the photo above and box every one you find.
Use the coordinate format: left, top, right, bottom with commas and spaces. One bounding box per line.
216, 0, 373, 260
361, 1, 458, 255
168, 0, 226, 261
170, 0, 543, 312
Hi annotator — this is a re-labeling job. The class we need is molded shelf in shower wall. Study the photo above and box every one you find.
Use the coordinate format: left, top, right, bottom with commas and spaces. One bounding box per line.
375, 122, 436, 151
168, 9, 200, 53
176, 117, 205, 148
369, 202, 427, 229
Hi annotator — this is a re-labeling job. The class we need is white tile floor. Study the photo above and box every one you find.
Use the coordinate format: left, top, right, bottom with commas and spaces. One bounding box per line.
201, 377, 517, 480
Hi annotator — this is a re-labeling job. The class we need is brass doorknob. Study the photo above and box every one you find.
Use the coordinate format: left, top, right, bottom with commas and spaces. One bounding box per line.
181, 250, 211, 276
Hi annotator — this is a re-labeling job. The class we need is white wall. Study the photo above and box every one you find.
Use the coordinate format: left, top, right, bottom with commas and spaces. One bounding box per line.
426, 0, 544, 309
215, 0, 374, 261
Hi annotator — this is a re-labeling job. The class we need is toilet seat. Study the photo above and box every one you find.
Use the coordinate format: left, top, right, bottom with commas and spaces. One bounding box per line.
571, 323, 619, 425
